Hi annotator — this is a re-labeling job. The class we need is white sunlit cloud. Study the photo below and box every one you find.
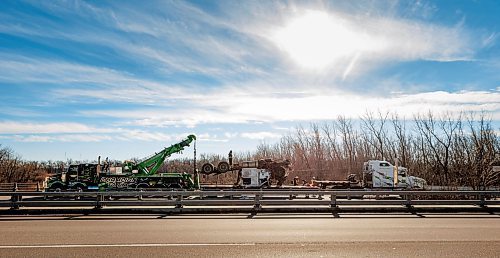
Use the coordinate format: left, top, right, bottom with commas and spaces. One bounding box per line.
271, 10, 387, 70
267, 8, 473, 78
240, 132, 282, 140
75, 86, 500, 126
0, 121, 116, 134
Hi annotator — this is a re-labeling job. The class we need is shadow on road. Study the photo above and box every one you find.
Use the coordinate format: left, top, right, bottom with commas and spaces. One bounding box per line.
0, 211, 499, 221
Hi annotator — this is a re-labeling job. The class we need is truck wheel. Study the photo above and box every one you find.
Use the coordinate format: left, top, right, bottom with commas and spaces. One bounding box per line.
48, 183, 64, 192
201, 163, 214, 174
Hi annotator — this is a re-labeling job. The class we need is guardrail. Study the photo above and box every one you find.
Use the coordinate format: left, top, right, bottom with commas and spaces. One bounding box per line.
0, 190, 499, 214
0, 182, 44, 192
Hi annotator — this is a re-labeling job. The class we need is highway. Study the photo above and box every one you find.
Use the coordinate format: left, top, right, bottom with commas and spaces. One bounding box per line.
0, 213, 499, 257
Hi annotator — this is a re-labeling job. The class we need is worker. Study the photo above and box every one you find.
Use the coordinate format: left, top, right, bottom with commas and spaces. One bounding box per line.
310, 177, 316, 198
310, 177, 316, 187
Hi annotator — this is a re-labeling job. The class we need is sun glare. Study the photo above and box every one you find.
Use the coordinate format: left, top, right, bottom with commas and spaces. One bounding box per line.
273, 10, 372, 70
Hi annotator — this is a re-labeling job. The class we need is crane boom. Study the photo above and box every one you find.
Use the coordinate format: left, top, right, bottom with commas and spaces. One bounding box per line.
126, 134, 196, 176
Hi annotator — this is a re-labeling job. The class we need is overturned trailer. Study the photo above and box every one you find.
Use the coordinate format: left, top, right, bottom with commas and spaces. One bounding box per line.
200, 151, 291, 188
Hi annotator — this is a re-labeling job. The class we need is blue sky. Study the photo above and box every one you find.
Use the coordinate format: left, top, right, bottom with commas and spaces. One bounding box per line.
0, 0, 499, 161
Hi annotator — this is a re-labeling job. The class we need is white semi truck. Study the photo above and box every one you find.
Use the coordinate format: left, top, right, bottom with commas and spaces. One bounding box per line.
362, 160, 426, 189
240, 168, 271, 188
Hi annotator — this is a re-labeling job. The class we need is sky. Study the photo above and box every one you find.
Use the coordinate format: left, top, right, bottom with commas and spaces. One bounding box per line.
0, 0, 499, 161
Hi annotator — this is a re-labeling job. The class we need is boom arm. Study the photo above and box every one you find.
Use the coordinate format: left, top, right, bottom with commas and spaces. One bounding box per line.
128, 134, 196, 176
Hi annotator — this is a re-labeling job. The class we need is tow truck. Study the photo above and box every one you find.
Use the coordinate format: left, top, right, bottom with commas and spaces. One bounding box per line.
46, 135, 198, 191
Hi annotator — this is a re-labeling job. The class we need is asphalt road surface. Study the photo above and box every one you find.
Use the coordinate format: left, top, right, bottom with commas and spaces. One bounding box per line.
0, 213, 499, 257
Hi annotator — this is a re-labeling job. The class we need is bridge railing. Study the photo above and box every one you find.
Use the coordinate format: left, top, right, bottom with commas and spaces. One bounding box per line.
0, 182, 44, 192
0, 190, 499, 211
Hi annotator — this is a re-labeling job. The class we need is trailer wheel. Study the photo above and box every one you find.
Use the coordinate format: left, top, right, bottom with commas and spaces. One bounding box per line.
201, 163, 215, 174
217, 162, 230, 173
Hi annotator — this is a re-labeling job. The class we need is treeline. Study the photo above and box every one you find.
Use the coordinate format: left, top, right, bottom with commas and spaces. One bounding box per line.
250, 112, 500, 189
0, 145, 63, 183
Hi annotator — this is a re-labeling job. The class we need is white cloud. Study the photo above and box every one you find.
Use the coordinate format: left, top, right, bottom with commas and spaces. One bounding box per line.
0, 129, 199, 143
120, 130, 173, 142
0, 121, 116, 134
240, 132, 282, 140
263, 7, 473, 78
74, 86, 500, 126
9, 134, 113, 143
197, 133, 229, 143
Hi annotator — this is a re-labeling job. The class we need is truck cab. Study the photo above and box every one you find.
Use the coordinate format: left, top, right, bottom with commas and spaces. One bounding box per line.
362, 160, 426, 189
46, 163, 100, 191
240, 168, 271, 188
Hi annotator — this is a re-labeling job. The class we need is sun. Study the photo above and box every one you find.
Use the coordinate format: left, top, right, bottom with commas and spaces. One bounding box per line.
272, 10, 367, 70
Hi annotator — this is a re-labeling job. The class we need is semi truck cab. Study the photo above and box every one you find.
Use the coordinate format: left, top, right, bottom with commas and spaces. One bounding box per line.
363, 160, 426, 189
241, 168, 271, 188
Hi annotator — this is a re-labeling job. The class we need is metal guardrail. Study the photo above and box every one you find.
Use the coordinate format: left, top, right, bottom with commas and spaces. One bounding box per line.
0, 182, 43, 192
0, 190, 499, 212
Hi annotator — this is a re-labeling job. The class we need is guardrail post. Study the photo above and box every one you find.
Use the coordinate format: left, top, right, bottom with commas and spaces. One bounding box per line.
330, 193, 339, 218
330, 194, 337, 208
36, 182, 40, 192
10, 193, 20, 210
175, 194, 183, 209
13, 183, 18, 192
95, 193, 104, 209
405, 194, 413, 208
253, 193, 262, 210
479, 193, 485, 208
138, 190, 143, 200
75, 188, 82, 200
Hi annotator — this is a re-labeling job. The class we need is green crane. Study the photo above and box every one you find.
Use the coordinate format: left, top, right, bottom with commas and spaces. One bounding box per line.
124, 134, 196, 176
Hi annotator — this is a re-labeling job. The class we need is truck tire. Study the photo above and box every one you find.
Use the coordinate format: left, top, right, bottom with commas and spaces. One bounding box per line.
201, 163, 215, 174
217, 162, 230, 173
49, 183, 64, 192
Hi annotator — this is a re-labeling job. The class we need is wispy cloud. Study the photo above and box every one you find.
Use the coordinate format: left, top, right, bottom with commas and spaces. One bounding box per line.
0, 1, 480, 83
76, 87, 500, 125
0, 121, 116, 134
10, 134, 113, 143
240, 132, 282, 140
